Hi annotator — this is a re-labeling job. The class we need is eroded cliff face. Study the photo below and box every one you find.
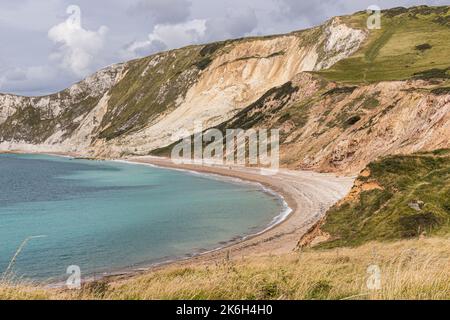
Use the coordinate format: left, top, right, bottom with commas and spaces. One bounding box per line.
208, 73, 450, 174
302, 82, 450, 173
0, 18, 367, 158
0, 64, 125, 152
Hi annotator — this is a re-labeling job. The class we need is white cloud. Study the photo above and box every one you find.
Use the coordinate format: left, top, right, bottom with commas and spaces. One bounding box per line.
123, 19, 206, 59
122, 6, 260, 59
48, 5, 108, 77
149, 19, 206, 48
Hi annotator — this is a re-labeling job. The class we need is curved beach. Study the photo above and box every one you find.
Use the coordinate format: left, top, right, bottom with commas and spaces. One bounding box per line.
123, 156, 355, 271
0, 151, 354, 281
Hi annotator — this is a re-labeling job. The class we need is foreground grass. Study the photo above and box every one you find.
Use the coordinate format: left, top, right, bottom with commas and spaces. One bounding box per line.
1, 237, 450, 300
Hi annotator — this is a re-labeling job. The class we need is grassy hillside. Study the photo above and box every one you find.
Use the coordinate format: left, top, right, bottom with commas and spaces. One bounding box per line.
319, 150, 450, 249
1, 237, 449, 300
319, 6, 450, 83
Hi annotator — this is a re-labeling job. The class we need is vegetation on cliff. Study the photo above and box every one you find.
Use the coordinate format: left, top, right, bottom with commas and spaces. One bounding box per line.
319, 6, 450, 83
318, 150, 450, 248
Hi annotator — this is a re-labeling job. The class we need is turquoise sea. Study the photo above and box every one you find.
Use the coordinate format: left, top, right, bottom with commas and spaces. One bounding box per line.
0, 154, 283, 282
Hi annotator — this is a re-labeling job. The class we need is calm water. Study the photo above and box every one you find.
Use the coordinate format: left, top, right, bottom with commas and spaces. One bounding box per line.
0, 154, 282, 282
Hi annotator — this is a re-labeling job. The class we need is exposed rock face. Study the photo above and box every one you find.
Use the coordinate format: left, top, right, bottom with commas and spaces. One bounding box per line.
98, 33, 333, 157
0, 19, 367, 158
314, 17, 367, 70
205, 73, 450, 174
1, 7, 449, 175
0, 64, 125, 152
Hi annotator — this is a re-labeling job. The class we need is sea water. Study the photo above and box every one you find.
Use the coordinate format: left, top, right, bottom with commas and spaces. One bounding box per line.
0, 154, 282, 282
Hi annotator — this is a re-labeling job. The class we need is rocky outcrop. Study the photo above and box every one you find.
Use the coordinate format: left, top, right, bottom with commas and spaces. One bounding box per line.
0, 63, 125, 151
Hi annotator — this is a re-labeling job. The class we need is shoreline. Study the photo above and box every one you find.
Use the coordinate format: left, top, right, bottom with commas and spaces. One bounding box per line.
103, 156, 355, 282
1, 152, 355, 284
116, 158, 294, 238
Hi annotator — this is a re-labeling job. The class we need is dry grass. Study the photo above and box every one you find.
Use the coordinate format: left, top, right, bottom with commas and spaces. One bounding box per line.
1, 237, 450, 300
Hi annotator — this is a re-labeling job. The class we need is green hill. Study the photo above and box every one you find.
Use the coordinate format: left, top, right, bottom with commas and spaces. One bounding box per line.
318, 150, 450, 249
319, 6, 450, 83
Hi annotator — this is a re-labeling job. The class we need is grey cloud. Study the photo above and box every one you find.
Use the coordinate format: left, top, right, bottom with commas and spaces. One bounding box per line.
128, 0, 192, 24
204, 8, 258, 42
0, 66, 71, 96
5, 69, 27, 81
276, 0, 335, 25
278, 0, 450, 27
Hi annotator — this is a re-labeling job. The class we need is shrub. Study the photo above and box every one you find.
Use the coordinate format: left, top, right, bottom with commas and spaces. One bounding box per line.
323, 87, 358, 96
195, 58, 213, 70
413, 68, 450, 80
398, 212, 441, 238
345, 115, 361, 126
431, 87, 450, 95
415, 43, 432, 52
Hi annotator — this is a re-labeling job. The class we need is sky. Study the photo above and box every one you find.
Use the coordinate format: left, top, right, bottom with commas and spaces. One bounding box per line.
0, 0, 449, 96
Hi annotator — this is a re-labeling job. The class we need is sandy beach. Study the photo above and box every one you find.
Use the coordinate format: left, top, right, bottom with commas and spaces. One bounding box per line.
124, 156, 355, 267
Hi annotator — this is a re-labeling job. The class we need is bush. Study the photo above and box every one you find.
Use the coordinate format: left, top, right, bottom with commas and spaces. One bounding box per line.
413, 68, 450, 80
398, 212, 441, 238
415, 43, 432, 51
323, 86, 357, 96
195, 58, 213, 70
345, 115, 361, 126
431, 87, 450, 95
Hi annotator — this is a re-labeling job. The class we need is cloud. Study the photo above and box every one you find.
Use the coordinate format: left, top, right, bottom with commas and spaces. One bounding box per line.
122, 19, 206, 59
0, 65, 62, 96
122, 7, 258, 58
0, 0, 61, 32
123, 39, 167, 59
4, 69, 27, 82
48, 5, 108, 77
276, 0, 335, 25
128, 0, 192, 24
276, 0, 450, 27
148, 19, 206, 48
203, 8, 258, 42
